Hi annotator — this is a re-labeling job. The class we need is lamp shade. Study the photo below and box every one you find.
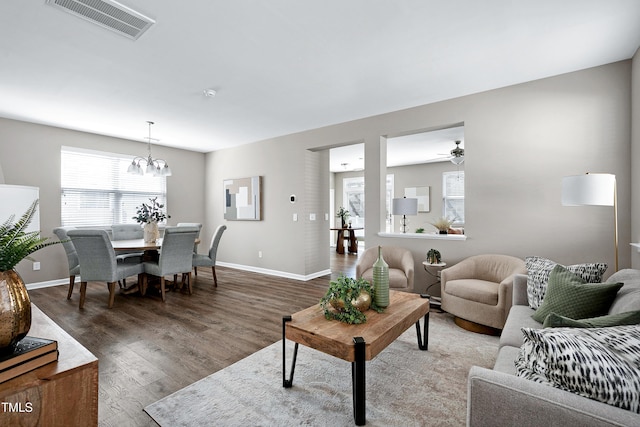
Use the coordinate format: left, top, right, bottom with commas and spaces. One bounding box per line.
450, 156, 464, 165
561, 173, 615, 206
392, 197, 418, 215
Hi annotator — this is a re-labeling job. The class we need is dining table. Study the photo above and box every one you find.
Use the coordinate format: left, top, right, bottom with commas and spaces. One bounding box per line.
111, 237, 200, 253
110, 238, 200, 294
111, 238, 162, 252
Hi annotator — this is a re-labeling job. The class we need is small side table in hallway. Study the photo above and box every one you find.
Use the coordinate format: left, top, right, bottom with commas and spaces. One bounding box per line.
330, 227, 363, 254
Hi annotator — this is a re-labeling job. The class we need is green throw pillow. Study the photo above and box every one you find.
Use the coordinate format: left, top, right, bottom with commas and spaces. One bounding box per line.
543, 310, 640, 328
531, 264, 623, 323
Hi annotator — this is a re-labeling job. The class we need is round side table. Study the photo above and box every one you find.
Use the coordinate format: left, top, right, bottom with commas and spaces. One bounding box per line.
422, 261, 446, 308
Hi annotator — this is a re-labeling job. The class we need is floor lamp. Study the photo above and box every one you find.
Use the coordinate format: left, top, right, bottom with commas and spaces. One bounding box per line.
561, 173, 618, 271
392, 197, 418, 233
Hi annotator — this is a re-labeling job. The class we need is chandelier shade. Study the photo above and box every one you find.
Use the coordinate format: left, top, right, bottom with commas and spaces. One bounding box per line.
127, 121, 172, 177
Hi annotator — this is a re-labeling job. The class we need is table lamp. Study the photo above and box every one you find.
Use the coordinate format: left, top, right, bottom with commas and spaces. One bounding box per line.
392, 197, 418, 233
561, 173, 617, 271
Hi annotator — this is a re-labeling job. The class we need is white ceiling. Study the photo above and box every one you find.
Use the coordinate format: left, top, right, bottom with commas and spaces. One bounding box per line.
330, 126, 465, 172
0, 1, 639, 154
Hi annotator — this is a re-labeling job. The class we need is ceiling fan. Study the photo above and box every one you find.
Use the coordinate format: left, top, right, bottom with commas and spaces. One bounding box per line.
436, 140, 464, 165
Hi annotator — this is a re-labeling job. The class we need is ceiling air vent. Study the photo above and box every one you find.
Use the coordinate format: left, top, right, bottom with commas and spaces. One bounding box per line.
46, 0, 155, 40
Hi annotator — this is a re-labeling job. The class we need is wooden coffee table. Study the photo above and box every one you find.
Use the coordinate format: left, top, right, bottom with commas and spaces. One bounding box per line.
282, 290, 430, 425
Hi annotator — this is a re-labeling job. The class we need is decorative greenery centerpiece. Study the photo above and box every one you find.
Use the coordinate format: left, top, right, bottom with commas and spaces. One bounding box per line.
426, 248, 442, 264
133, 197, 170, 243
320, 275, 384, 324
133, 197, 170, 224
0, 200, 60, 272
429, 216, 453, 234
336, 207, 350, 228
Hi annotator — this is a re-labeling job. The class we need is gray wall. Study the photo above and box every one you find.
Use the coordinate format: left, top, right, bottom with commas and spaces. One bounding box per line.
0, 118, 206, 284
334, 161, 461, 234
206, 60, 634, 290
0, 57, 636, 290
387, 162, 461, 234
632, 47, 640, 269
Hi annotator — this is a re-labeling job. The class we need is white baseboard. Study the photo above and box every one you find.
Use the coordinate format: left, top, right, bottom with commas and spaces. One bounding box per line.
217, 262, 331, 282
26, 278, 70, 290
25, 263, 333, 290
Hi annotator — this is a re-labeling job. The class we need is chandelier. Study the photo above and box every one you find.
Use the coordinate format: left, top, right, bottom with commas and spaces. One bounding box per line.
127, 121, 172, 176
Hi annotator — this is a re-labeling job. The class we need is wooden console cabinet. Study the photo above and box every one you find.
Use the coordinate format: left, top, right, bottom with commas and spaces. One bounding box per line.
0, 304, 98, 426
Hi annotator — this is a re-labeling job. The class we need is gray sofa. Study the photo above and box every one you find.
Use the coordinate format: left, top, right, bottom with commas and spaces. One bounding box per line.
467, 268, 640, 427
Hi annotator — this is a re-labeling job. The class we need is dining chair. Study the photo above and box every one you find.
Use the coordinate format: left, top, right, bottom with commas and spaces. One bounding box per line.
142, 226, 199, 302
177, 222, 202, 254
111, 224, 144, 263
67, 229, 145, 309
53, 226, 80, 300
192, 225, 227, 287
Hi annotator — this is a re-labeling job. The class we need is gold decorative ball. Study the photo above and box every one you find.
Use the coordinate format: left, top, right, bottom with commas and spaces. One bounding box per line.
330, 290, 371, 312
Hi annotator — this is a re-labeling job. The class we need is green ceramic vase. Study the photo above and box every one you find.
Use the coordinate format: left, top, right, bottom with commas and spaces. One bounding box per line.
373, 246, 389, 307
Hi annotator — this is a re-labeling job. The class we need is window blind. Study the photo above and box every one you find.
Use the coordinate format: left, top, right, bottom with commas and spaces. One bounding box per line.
443, 171, 465, 225
61, 146, 167, 227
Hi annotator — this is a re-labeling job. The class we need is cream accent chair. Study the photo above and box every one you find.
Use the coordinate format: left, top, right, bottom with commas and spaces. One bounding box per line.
440, 254, 526, 330
356, 246, 415, 292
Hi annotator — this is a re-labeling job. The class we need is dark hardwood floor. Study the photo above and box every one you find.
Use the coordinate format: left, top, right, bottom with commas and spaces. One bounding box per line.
28, 249, 361, 426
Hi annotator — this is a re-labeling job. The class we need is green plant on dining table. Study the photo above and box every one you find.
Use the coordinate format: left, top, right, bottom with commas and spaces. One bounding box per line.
320, 275, 384, 324
133, 197, 170, 224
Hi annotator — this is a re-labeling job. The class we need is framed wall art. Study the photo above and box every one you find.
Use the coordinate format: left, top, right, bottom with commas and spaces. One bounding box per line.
405, 186, 430, 212
223, 176, 262, 220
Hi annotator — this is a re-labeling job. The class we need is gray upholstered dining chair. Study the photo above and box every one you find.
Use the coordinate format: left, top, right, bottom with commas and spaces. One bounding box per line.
67, 229, 145, 309
192, 224, 226, 287
53, 226, 80, 300
111, 224, 144, 263
142, 226, 199, 302
177, 222, 202, 255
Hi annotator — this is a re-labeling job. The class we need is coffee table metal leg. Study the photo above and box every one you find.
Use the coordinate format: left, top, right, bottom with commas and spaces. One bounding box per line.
352, 336, 366, 425
415, 312, 429, 350
282, 316, 299, 388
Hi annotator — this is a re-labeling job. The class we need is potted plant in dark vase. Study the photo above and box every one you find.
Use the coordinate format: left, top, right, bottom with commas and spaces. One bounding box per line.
133, 197, 170, 243
0, 200, 62, 354
336, 207, 350, 228
426, 248, 442, 264
430, 217, 454, 234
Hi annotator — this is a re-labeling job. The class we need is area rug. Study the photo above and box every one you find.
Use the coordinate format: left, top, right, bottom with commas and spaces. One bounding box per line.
144, 312, 499, 426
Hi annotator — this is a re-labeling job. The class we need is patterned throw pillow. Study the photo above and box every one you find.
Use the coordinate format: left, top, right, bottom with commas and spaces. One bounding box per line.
543, 311, 640, 328
516, 325, 640, 413
525, 256, 608, 309
531, 265, 622, 323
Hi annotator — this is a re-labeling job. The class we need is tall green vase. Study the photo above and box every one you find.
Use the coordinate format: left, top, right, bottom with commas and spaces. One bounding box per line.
373, 246, 389, 308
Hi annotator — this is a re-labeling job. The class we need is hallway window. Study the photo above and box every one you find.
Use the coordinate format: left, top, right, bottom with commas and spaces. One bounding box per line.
443, 171, 464, 225
343, 177, 364, 227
